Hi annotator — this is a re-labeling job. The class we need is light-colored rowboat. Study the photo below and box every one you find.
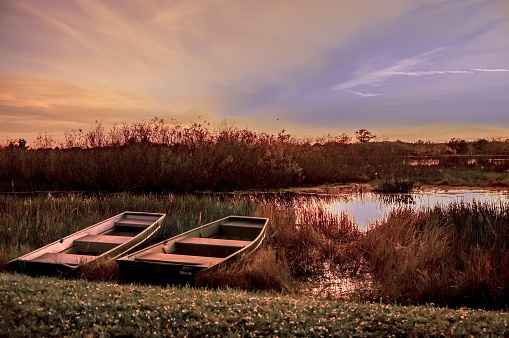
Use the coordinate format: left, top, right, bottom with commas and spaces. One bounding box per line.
116, 215, 268, 285
7, 211, 166, 276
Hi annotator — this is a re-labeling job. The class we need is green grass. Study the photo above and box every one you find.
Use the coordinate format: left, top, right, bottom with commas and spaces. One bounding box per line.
2, 273, 508, 337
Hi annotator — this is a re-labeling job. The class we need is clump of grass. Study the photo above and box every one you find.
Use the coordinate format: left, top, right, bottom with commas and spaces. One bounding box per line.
362, 202, 509, 309
195, 247, 296, 293
373, 177, 415, 193
76, 257, 122, 282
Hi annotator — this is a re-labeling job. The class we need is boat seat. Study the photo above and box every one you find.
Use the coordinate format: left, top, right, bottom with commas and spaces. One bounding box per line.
174, 237, 251, 257
114, 218, 155, 228
135, 253, 223, 267
219, 222, 263, 239
31, 253, 95, 266
74, 234, 132, 254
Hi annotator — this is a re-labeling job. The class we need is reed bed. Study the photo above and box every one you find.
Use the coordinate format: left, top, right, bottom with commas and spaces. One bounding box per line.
2, 119, 509, 194
3, 193, 509, 309
363, 201, 509, 309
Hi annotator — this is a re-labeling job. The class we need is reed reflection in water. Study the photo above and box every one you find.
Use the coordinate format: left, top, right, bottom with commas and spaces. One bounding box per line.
261, 189, 509, 230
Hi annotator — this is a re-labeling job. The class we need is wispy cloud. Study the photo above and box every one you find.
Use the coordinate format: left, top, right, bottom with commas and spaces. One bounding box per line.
349, 90, 387, 97
332, 48, 445, 91
332, 45, 509, 92
393, 68, 509, 76
393, 70, 473, 76
470, 68, 509, 72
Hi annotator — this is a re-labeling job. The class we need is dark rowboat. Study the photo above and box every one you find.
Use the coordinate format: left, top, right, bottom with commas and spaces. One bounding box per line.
7, 211, 165, 277
116, 215, 268, 285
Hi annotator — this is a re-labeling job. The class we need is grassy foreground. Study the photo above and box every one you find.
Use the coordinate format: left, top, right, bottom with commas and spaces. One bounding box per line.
2, 273, 508, 337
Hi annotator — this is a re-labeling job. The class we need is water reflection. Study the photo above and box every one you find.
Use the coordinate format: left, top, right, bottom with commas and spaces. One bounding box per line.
256, 188, 509, 230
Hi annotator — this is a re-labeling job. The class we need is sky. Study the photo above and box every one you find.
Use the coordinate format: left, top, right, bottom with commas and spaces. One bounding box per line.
1, 0, 509, 143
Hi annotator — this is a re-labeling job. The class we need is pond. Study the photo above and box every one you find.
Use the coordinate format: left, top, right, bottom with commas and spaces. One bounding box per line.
262, 187, 509, 300
271, 187, 509, 230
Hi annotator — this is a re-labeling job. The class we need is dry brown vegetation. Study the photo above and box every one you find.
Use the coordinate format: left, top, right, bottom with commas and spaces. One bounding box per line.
2, 118, 509, 193
2, 119, 509, 309
2, 193, 509, 309
362, 202, 509, 309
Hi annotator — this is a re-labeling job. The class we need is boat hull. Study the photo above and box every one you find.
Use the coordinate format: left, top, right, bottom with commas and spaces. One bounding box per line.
7, 211, 165, 277
117, 259, 203, 286
117, 215, 268, 286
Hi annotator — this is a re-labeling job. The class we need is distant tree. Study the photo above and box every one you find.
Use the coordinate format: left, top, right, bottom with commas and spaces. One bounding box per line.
355, 129, 376, 143
18, 139, 28, 148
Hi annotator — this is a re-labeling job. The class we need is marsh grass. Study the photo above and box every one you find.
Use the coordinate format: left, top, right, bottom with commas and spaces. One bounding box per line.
76, 257, 122, 282
363, 202, 509, 309
195, 247, 297, 293
373, 177, 415, 193
3, 193, 509, 309
2, 120, 509, 194
256, 199, 364, 278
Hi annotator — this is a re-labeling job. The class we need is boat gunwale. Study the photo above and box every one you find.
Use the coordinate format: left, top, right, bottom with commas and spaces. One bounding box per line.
117, 215, 268, 269
8, 211, 166, 270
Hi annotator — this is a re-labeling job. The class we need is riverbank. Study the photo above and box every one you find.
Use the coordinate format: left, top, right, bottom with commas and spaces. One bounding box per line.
1, 273, 507, 337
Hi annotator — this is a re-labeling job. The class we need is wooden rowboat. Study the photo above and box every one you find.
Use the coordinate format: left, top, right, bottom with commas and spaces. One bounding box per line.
116, 215, 268, 285
7, 211, 165, 277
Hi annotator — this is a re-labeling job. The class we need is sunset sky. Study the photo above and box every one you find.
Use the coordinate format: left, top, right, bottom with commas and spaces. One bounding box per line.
1, 0, 509, 143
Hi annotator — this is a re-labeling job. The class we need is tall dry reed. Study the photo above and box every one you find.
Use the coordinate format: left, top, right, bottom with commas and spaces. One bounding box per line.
3, 119, 509, 194
362, 202, 509, 309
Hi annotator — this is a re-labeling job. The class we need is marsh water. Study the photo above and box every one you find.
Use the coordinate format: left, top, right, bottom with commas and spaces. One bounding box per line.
257, 187, 509, 299
254, 187, 509, 230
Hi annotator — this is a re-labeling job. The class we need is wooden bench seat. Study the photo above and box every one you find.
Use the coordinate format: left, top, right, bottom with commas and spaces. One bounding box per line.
74, 234, 132, 253
31, 253, 95, 266
177, 237, 251, 248
135, 253, 223, 267
114, 218, 155, 228
219, 222, 263, 239
174, 237, 251, 257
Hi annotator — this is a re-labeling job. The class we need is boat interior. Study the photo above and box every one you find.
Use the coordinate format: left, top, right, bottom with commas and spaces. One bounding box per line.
30, 213, 160, 265
134, 217, 265, 267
